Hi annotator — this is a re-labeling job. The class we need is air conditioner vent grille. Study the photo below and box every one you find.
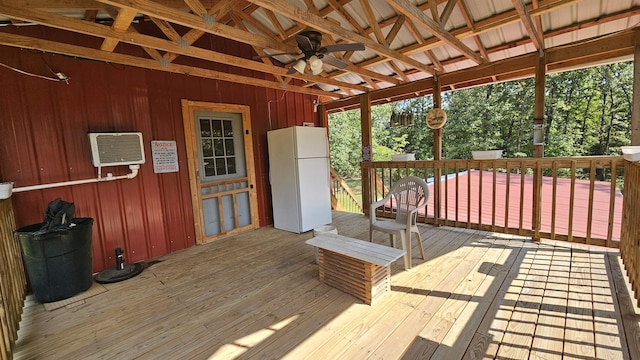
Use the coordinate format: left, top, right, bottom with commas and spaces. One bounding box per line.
88, 133, 145, 167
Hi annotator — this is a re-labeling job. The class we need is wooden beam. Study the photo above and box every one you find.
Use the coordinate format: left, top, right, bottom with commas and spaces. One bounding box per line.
632, 30, 640, 145
325, 0, 365, 34
0, 31, 342, 98
96, 0, 295, 52
326, 22, 640, 112
161, 0, 244, 63
512, 0, 544, 50
533, 52, 545, 158
245, 0, 435, 75
440, 0, 458, 26
360, 92, 373, 216
183, 0, 207, 15
385, 15, 405, 45
359, 0, 387, 47
433, 75, 442, 161
84, 9, 98, 22
386, 0, 483, 64
429, 0, 439, 26
100, 8, 138, 51
0, 3, 364, 91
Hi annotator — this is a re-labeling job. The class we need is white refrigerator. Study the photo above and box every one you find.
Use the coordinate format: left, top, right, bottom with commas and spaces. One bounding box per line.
267, 126, 332, 233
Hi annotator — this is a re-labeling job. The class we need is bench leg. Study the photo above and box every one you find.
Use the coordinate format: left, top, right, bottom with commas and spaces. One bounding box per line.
400, 231, 411, 270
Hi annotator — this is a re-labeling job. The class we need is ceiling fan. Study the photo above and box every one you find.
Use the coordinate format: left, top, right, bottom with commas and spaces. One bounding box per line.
255, 30, 365, 75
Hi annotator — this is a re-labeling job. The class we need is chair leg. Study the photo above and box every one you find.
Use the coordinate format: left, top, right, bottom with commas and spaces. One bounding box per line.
389, 234, 395, 248
369, 228, 373, 242
414, 230, 425, 260
400, 231, 411, 270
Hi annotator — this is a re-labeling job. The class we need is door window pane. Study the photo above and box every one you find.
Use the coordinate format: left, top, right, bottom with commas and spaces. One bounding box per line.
200, 120, 211, 137
212, 120, 222, 137
225, 139, 235, 155
227, 157, 236, 174
204, 161, 215, 177
215, 158, 227, 175
223, 120, 233, 137
202, 139, 213, 157
214, 139, 224, 156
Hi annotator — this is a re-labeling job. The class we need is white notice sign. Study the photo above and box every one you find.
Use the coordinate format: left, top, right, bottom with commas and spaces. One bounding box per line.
151, 140, 179, 173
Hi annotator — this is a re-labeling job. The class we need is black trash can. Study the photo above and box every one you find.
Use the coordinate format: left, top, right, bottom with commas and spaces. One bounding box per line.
15, 218, 94, 303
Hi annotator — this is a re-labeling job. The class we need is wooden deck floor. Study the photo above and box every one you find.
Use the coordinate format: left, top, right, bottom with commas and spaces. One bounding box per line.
13, 211, 640, 359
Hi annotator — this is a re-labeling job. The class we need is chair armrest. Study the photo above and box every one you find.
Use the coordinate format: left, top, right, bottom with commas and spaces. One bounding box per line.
370, 195, 392, 223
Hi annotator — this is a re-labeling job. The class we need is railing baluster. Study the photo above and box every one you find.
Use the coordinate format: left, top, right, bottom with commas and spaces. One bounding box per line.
607, 160, 617, 247
568, 160, 577, 242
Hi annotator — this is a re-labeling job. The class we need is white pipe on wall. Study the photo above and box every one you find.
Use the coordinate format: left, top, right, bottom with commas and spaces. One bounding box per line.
11, 165, 140, 193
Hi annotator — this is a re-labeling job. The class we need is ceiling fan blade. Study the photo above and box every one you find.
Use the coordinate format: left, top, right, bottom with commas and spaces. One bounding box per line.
321, 55, 348, 69
295, 34, 315, 52
253, 52, 300, 60
322, 43, 365, 53
287, 67, 298, 75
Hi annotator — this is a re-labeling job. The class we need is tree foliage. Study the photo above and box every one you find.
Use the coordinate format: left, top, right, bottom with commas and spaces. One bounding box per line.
329, 62, 633, 177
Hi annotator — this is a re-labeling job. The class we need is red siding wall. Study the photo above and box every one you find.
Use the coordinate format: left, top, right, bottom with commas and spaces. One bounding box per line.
0, 25, 318, 272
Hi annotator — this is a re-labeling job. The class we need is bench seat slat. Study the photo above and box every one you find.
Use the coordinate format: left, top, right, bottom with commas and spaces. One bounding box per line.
306, 234, 405, 267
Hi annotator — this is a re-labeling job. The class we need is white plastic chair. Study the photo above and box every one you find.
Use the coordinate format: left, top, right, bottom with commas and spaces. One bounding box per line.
369, 176, 429, 270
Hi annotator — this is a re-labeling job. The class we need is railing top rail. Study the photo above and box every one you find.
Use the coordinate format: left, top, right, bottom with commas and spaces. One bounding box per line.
362, 156, 624, 168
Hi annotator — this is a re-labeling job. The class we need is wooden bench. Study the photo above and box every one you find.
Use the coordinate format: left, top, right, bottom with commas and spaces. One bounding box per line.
306, 234, 406, 305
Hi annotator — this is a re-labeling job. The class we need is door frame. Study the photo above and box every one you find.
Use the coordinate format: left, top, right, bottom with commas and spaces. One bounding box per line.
181, 100, 259, 244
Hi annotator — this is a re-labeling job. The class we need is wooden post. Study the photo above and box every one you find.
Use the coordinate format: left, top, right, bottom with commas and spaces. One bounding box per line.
433, 75, 442, 225
318, 103, 329, 128
532, 52, 546, 241
632, 30, 640, 145
361, 93, 373, 216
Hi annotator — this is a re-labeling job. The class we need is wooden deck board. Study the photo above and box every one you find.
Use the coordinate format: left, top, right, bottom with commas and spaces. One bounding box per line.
12, 211, 639, 360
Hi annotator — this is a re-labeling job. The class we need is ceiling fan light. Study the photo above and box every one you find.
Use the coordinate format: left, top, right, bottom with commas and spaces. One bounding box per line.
309, 55, 323, 75
292, 59, 307, 74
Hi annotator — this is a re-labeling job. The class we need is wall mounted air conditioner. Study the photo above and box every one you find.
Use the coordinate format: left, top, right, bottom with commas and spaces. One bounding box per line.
88, 132, 145, 167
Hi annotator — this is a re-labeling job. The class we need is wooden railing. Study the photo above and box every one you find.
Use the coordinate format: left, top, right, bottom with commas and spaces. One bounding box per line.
621, 160, 640, 306
0, 199, 26, 360
362, 156, 624, 248
329, 167, 363, 213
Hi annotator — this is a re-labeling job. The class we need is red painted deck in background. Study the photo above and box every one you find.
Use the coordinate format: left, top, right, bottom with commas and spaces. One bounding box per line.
424, 170, 623, 241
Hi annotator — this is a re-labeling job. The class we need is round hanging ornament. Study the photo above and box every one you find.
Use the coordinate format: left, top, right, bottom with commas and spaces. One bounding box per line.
426, 108, 447, 129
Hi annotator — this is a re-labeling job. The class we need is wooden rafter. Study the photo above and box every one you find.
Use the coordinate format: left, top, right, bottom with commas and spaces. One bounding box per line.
84, 9, 98, 22
100, 8, 137, 51
245, 0, 435, 76
264, 9, 287, 39
386, 0, 482, 64
0, 31, 342, 98
183, 0, 207, 15
440, 0, 457, 26
0, 0, 636, 101
385, 15, 405, 45
0, 2, 366, 92
512, 0, 544, 50
457, 0, 489, 62
97, 0, 295, 53
429, 0, 439, 25
325, 0, 365, 33
359, 0, 387, 47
